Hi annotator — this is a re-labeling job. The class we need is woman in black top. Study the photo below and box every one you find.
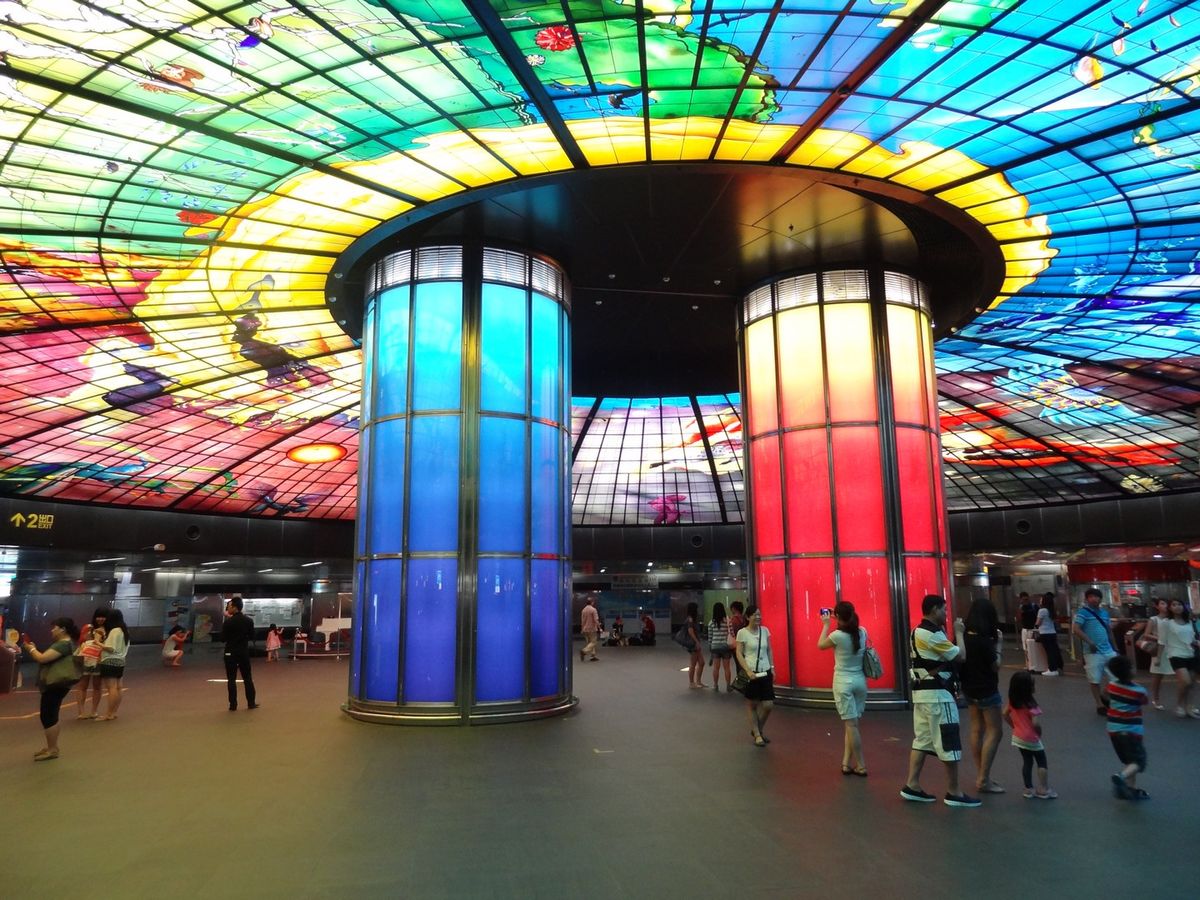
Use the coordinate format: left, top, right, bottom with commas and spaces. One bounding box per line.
961, 598, 1005, 794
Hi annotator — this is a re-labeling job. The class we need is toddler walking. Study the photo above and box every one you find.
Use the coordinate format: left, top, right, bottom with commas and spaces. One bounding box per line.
1105, 655, 1150, 800
1003, 671, 1056, 799
265, 624, 283, 662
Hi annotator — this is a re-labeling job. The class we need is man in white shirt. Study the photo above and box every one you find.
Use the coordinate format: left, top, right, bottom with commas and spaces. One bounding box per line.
901, 594, 980, 808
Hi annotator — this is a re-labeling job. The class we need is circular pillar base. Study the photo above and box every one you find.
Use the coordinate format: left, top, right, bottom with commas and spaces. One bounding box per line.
771, 686, 909, 711
342, 694, 578, 726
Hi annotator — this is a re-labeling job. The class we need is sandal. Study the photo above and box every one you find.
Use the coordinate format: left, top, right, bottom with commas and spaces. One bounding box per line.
852, 767, 869, 777
841, 765, 853, 776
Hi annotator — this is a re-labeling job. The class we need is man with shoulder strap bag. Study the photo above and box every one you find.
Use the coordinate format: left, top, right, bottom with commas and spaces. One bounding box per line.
901, 594, 980, 808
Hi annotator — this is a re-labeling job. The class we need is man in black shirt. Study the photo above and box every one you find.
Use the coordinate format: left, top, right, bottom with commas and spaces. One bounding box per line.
222, 596, 258, 711
1018, 591, 1039, 672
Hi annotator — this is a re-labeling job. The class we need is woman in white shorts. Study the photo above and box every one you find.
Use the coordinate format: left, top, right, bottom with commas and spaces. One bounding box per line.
818, 601, 868, 776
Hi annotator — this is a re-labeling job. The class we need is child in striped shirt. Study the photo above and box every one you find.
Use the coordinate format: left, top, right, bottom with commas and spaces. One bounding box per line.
1105, 655, 1150, 800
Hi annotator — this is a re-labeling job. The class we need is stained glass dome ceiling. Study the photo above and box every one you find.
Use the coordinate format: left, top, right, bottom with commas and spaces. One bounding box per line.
3, 1, 1200, 520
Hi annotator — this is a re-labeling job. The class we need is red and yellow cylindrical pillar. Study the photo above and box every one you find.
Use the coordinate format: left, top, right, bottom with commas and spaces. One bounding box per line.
739, 269, 950, 704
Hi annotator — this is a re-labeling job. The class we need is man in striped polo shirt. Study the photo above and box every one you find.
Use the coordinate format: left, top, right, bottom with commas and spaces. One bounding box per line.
1104, 655, 1150, 800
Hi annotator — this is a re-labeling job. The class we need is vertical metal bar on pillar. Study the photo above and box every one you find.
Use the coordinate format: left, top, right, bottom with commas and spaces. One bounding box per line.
458, 243, 482, 723
866, 267, 913, 691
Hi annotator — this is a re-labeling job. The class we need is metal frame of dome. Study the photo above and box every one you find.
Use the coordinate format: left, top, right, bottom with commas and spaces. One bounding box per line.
2, 1, 1200, 520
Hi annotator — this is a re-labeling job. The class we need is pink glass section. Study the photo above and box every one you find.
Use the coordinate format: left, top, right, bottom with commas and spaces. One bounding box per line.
756, 560, 789, 685
823, 304, 877, 422
897, 427, 936, 552
750, 436, 783, 556
789, 557, 835, 688
745, 320, 778, 436
838, 556, 896, 690
932, 431, 949, 554
832, 427, 885, 551
783, 428, 832, 553
778, 307, 825, 428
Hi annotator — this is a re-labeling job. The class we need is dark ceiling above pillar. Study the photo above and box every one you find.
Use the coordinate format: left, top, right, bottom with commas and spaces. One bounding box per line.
335, 164, 1001, 396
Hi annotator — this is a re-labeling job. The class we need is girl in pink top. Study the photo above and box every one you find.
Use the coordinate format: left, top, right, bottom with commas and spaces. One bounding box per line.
1003, 671, 1057, 799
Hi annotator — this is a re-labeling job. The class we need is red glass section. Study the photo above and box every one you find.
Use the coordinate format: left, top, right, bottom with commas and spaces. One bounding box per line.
904, 556, 941, 631
756, 560, 789, 685
832, 427, 886, 551
778, 307, 826, 427
788, 557, 836, 688
824, 304, 877, 423
744, 320, 778, 436
896, 426, 935, 552
750, 436, 784, 556
783, 428, 833, 553
838, 556, 896, 690
930, 431, 948, 553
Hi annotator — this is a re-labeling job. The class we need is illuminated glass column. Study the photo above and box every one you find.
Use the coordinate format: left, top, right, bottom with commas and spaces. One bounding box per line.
739, 269, 951, 706
346, 246, 574, 724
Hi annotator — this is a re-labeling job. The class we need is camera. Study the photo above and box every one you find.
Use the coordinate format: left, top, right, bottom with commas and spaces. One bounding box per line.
819, 607, 832, 617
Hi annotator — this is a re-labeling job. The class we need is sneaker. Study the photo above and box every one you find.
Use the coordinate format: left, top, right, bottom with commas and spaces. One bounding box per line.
1035, 789, 1058, 800
900, 786, 936, 803
1176, 707, 1187, 718
1043, 671, 1060, 677
1022, 789, 1036, 799
944, 793, 982, 808
1189, 709, 1200, 719
1129, 788, 1150, 800
1111, 774, 1131, 799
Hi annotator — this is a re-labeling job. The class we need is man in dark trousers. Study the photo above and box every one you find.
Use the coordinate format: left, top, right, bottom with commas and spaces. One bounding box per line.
222, 596, 258, 711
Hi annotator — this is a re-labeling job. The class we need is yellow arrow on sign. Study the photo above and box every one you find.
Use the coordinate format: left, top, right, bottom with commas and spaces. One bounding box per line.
9, 513, 25, 527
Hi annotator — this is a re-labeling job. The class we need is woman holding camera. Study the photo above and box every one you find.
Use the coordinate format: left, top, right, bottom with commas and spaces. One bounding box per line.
20, 618, 80, 761
817, 601, 868, 775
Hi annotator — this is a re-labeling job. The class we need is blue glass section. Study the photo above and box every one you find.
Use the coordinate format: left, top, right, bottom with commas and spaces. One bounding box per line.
366, 419, 405, 554
355, 425, 371, 557
481, 283, 528, 414
408, 415, 459, 551
404, 558, 457, 703
350, 561, 365, 696
531, 293, 560, 422
530, 559, 561, 698
475, 558, 526, 702
363, 558, 401, 703
560, 310, 571, 428
361, 299, 376, 423
530, 421, 560, 555
479, 416, 526, 553
376, 285, 410, 418
412, 281, 462, 411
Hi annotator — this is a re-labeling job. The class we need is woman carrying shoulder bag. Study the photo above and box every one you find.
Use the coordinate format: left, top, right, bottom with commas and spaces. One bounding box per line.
735, 604, 774, 747
20, 617, 80, 761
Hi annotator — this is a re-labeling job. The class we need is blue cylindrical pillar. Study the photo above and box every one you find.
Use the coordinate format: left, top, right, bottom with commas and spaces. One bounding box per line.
346, 245, 575, 724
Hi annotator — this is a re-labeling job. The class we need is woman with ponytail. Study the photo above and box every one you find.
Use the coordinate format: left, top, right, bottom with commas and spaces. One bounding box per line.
818, 601, 868, 775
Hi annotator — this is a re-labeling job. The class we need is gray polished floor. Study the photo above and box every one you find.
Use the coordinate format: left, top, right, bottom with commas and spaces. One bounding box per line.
2, 640, 1196, 898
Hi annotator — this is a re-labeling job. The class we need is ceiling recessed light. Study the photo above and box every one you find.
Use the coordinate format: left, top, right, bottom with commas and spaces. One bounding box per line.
258, 568, 274, 573
161, 558, 180, 563
594, 299, 602, 305
202, 560, 229, 566
301, 561, 324, 567
287, 442, 347, 464
88, 557, 125, 563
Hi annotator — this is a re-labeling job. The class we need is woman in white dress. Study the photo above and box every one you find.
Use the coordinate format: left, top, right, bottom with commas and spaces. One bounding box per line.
1140, 598, 1173, 709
